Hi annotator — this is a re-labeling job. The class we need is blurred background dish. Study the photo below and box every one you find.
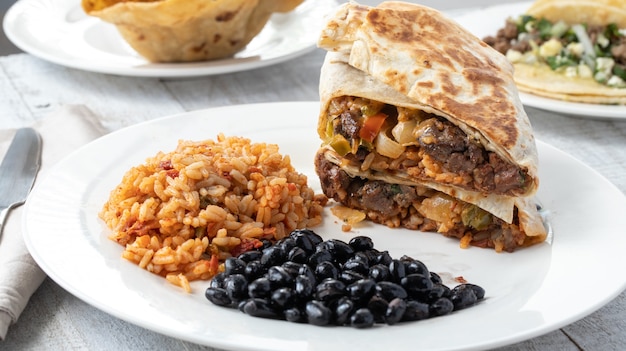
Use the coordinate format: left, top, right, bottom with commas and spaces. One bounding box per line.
454, 1, 626, 119
2, 0, 337, 77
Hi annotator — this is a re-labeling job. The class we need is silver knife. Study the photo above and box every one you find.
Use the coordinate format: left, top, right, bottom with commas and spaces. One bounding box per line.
0, 127, 42, 238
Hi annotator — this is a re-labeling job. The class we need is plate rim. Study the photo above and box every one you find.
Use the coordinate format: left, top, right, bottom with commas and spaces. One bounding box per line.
2, 0, 337, 78
22, 101, 626, 350
452, 1, 626, 120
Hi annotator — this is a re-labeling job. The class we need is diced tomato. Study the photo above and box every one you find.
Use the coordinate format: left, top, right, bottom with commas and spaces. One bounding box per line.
359, 113, 387, 143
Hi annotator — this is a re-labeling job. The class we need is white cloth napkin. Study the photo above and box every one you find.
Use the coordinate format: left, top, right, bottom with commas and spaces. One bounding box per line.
0, 105, 108, 340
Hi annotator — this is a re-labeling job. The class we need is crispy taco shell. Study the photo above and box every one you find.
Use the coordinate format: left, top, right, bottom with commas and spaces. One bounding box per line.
82, 0, 303, 62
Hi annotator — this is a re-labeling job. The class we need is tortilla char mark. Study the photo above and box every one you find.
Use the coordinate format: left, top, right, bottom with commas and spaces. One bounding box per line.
359, 3, 521, 150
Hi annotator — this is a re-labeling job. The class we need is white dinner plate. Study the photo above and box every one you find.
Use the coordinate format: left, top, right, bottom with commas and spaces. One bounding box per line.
2, 0, 336, 78
453, 1, 626, 120
24, 102, 626, 351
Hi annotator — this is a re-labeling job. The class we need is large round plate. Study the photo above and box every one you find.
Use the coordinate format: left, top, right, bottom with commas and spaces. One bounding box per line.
453, 1, 626, 120
23, 102, 626, 350
2, 0, 336, 78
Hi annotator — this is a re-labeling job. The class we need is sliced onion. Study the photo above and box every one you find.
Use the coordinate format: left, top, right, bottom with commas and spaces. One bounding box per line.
375, 130, 405, 158
572, 24, 596, 69
391, 120, 417, 145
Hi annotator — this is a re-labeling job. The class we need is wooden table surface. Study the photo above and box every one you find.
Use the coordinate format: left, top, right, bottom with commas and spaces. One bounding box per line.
1, 0, 625, 350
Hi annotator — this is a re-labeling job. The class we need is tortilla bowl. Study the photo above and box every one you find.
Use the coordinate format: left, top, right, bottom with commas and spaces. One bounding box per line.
82, 0, 303, 62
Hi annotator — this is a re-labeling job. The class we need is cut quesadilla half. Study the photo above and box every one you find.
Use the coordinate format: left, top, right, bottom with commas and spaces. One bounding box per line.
314, 2, 547, 252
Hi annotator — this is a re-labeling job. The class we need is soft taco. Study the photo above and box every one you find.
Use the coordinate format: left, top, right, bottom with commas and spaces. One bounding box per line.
483, 0, 626, 104
314, 2, 547, 252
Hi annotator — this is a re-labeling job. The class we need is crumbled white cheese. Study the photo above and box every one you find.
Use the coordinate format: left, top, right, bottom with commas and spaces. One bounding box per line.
596, 57, 615, 75
607, 75, 626, 87
577, 64, 593, 78
506, 49, 523, 63
566, 42, 584, 57
597, 33, 610, 48
539, 39, 563, 57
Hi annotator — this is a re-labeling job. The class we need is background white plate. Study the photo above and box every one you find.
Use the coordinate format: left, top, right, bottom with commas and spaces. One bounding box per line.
453, 1, 626, 120
3, 0, 336, 78
23, 102, 626, 350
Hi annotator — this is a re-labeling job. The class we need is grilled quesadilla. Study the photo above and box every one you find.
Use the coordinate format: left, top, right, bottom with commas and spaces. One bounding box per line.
314, 2, 547, 252
483, 0, 626, 104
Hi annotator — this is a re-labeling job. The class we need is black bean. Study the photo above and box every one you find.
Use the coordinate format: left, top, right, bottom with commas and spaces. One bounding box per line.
401, 273, 433, 300
367, 295, 389, 322
388, 259, 406, 282
281, 261, 302, 277
342, 257, 369, 275
350, 308, 375, 328
277, 237, 297, 254
224, 274, 248, 302
425, 283, 447, 303
429, 297, 454, 317
402, 300, 430, 321
205, 287, 232, 307
237, 250, 262, 263
306, 300, 332, 326
287, 247, 308, 264
248, 277, 272, 299
308, 249, 333, 266
346, 278, 377, 304
224, 257, 246, 275
404, 259, 429, 276
430, 271, 442, 284
241, 298, 280, 319
294, 274, 314, 299
338, 270, 366, 285
267, 266, 294, 287
385, 298, 407, 325
334, 296, 355, 325
315, 261, 339, 281
244, 260, 264, 280
271, 287, 297, 309
352, 251, 371, 264
319, 239, 354, 263
260, 246, 285, 268
315, 278, 346, 303
375, 250, 393, 266
368, 264, 391, 282
298, 264, 316, 283
450, 284, 478, 310
209, 272, 226, 289
204, 230, 486, 330
348, 236, 374, 251
284, 307, 306, 323
290, 229, 322, 253
376, 281, 408, 301
465, 283, 486, 300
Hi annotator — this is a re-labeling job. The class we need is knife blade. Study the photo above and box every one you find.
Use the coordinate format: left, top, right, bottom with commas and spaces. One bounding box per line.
0, 127, 42, 237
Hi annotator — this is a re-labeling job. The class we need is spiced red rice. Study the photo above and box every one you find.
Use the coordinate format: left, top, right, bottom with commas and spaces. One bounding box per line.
99, 134, 326, 292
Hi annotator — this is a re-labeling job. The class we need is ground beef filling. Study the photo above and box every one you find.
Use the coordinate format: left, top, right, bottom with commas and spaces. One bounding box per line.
328, 96, 528, 196
315, 152, 527, 252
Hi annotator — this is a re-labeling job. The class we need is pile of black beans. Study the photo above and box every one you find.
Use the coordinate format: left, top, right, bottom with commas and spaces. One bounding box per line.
205, 229, 485, 328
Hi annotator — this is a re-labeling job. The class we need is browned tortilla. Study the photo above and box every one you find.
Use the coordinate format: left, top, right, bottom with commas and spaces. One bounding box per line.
314, 2, 547, 249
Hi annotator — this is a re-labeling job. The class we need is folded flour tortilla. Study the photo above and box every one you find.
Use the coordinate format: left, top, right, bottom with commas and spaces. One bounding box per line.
314, 2, 547, 252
